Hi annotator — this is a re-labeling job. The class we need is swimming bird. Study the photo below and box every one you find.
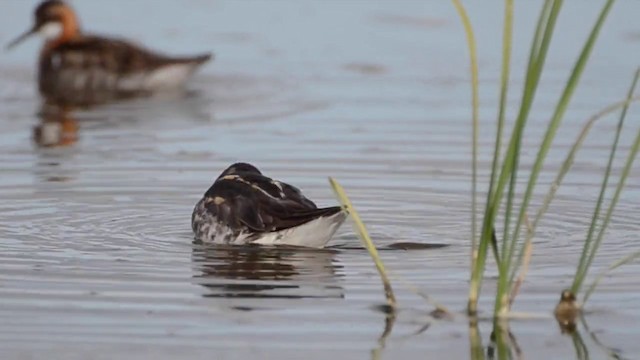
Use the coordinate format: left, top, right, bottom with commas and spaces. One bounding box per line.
6, 0, 213, 107
192, 163, 348, 248
554, 289, 579, 332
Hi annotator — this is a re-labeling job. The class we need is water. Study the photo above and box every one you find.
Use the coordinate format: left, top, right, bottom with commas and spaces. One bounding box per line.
1, 0, 640, 358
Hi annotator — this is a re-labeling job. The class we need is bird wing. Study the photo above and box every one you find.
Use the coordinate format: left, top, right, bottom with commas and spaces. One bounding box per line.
223, 173, 318, 210
203, 175, 341, 234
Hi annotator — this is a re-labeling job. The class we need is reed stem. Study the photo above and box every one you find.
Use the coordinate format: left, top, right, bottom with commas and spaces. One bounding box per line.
328, 177, 396, 308
450, 0, 480, 271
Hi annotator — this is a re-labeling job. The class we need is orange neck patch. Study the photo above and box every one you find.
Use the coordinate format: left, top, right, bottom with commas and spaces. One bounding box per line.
48, 5, 81, 47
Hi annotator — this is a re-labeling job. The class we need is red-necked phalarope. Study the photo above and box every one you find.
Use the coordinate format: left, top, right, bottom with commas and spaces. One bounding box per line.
6, 0, 213, 107
192, 163, 347, 248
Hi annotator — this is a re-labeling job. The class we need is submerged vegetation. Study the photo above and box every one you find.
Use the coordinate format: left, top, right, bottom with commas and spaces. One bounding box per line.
329, 0, 640, 330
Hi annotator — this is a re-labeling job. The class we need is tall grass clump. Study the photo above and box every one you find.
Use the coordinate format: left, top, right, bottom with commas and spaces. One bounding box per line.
327, 0, 635, 324
452, 0, 619, 316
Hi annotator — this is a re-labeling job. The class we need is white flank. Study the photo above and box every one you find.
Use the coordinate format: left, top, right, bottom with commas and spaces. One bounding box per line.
251, 211, 348, 248
118, 63, 198, 92
39, 22, 63, 41
144, 63, 197, 89
35, 122, 62, 146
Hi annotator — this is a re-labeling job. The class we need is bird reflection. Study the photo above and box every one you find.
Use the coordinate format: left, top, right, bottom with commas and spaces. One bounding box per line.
563, 314, 629, 360
192, 245, 344, 301
32, 105, 78, 148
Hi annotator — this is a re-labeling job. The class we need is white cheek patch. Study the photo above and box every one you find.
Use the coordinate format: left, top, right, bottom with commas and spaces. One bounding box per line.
38, 22, 63, 40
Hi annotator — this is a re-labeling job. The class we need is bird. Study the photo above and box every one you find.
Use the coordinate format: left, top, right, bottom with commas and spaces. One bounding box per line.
5, 0, 213, 107
191, 163, 348, 248
554, 289, 580, 331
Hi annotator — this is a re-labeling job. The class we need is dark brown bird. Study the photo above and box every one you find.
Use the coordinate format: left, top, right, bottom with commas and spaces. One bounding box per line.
554, 289, 580, 331
6, 0, 213, 107
191, 163, 347, 248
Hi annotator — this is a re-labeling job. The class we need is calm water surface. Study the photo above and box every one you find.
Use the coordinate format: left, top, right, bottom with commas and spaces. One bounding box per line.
1, 0, 640, 359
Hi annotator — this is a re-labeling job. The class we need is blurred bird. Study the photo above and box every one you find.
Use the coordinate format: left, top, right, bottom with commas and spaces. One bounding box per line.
192, 163, 348, 248
6, 0, 213, 107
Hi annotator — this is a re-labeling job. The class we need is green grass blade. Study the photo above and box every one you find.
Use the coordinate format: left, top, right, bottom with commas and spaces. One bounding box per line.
475, 0, 514, 302
491, 0, 564, 316
526, 0, 554, 74
583, 251, 640, 304
499, 0, 557, 247
572, 66, 640, 294
502, 0, 562, 245
508, 212, 533, 305
494, 0, 514, 274
468, 320, 485, 360
328, 177, 396, 308
450, 0, 480, 268
510, 0, 615, 279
